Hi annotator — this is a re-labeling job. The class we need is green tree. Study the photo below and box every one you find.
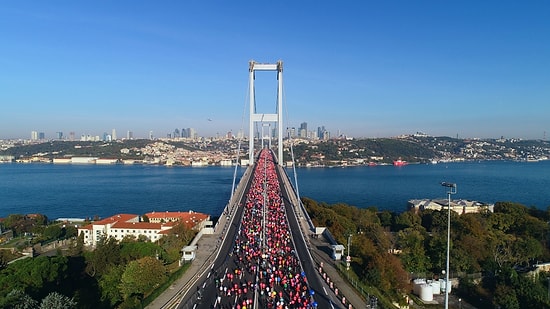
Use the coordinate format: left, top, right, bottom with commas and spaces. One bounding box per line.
0, 256, 69, 300
158, 222, 196, 264
1, 288, 39, 309
43, 225, 63, 240
63, 226, 78, 239
513, 236, 543, 266
120, 241, 162, 264
0, 251, 9, 270
85, 236, 120, 277
98, 265, 124, 307
69, 233, 84, 256
119, 256, 166, 300
394, 210, 421, 230
396, 227, 430, 273
39, 292, 77, 309
493, 284, 519, 309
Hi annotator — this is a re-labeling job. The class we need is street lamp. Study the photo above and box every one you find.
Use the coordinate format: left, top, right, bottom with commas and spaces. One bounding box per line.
441, 182, 457, 309
346, 234, 352, 270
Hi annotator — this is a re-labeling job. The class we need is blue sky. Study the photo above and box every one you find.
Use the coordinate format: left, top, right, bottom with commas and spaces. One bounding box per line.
1, 1, 549, 140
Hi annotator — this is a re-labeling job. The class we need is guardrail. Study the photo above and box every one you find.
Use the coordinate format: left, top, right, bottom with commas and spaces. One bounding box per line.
159, 166, 253, 309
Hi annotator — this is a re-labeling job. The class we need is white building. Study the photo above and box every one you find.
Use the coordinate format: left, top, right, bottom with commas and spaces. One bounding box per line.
78, 211, 210, 247
408, 199, 494, 214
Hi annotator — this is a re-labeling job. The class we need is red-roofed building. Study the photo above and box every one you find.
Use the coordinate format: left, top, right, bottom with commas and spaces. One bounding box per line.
78, 211, 210, 247
145, 210, 210, 230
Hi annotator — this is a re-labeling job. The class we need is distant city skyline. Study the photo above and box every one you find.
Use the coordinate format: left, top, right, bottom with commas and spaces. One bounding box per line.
22, 121, 337, 141
1, 2, 549, 140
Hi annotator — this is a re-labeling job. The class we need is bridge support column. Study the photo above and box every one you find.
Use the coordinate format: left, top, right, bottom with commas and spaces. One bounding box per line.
248, 60, 284, 165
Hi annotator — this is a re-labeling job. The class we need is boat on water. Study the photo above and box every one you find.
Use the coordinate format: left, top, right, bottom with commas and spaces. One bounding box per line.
393, 159, 408, 166
368, 162, 377, 166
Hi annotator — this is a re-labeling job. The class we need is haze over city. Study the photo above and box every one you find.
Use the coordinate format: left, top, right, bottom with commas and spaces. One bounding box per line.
1, 1, 549, 140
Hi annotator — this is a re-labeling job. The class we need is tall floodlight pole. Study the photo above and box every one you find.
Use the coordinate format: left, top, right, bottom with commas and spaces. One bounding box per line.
441, 182, 457, 309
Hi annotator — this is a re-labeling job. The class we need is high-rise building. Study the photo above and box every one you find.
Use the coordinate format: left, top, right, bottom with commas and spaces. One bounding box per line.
286, 127, 296, 139
317, 126, 326, 140
103, 133, 113, 141
188, 128, 196, 139
173, 128, 180, 138
56, 132, 63, 140
149, 131, 154, 140
38, 132, 45, 140
127, 131, 133, 140
31, 131, 38, 140
112, 129, 117, 141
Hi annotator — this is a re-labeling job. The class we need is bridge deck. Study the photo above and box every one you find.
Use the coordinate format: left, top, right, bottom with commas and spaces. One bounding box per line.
149, 149, 367, 309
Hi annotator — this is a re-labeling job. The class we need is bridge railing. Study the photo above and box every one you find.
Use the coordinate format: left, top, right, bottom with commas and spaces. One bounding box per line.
277, 165, 317, 232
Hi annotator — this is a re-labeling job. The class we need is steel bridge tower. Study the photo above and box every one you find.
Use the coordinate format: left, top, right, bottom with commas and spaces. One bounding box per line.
248, 60, 284, 165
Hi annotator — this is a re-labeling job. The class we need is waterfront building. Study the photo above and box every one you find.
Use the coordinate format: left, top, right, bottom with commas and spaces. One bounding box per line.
0, 155, 15, 163
52, 158, 72, 164
71, 157, 99, 164
408, 199, 494, 214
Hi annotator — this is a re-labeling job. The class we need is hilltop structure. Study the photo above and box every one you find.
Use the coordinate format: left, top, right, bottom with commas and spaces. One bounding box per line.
408, 199, 494, 214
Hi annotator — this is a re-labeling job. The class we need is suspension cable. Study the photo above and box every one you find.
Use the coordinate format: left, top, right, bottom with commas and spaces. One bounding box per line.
281, 81, 302, 204
230, 74, 250, 201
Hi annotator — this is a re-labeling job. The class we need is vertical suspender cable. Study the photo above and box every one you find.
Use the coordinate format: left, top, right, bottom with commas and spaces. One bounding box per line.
231, 76, 250, 201
282, 83, 302, 205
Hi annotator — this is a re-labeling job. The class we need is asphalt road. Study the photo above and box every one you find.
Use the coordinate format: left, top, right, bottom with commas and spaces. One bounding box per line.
178, 152, 341, 309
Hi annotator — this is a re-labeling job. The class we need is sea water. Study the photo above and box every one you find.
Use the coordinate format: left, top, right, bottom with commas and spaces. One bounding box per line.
0, 160, 549, 219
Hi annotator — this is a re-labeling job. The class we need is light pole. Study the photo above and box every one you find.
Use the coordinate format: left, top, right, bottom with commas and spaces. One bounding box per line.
346, 234, 352, 270
441, 182, 457, 309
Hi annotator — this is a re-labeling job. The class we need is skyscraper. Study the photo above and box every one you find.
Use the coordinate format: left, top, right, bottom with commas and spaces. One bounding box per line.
317, 126, 326, 140
31, 131, 38, 140
286, 127, 296, 139
298, 122, 307, 138
112, 129, 117, 141
188, 128, 196, 139
127, 130, 133, 140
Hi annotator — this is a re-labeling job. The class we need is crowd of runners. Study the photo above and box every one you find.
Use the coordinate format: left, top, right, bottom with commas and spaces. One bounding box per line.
214, 149, 314, 308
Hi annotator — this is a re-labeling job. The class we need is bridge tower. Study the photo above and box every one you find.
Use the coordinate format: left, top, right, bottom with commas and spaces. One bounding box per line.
248, 60, 284, 165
